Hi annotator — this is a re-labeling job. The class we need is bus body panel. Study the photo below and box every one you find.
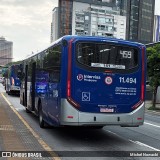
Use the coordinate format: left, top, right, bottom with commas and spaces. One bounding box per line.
68, 38, 145, 115
72, 69, 142, 113
19, 35, 146, 127
60, 99, 144, 127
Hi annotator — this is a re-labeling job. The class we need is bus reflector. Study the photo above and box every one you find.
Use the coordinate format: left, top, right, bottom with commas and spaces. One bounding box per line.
141, 47, 145, 101
67, 116, 73, 119
132, 100, 143, 110
105, 70, 112, 73
137, 118, 142, 120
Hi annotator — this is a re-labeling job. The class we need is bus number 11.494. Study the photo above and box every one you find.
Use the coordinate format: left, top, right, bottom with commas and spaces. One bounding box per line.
119, 77, 136, 84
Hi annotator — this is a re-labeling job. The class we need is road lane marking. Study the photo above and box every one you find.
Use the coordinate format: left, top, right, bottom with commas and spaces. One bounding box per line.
144, 122, 160, 128
1, 93, 61, 160
129, 140, 160, 151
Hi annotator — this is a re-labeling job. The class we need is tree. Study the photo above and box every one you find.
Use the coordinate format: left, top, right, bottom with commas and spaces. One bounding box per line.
147, 44, 160, 109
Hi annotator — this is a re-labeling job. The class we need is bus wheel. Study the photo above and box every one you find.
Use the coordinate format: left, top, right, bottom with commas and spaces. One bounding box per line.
39, 104, 45, 128
26, 107, 31, 113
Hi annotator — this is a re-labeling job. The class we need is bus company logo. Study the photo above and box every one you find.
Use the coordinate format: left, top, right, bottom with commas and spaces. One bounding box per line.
105, 76, 113, 85
77, 74, 83, 81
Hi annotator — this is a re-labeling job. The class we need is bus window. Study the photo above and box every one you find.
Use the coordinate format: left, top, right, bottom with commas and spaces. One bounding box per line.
77, 43, 138, 70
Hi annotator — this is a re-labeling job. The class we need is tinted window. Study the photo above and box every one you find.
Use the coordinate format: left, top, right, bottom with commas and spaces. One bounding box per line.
77, 43, 138, 70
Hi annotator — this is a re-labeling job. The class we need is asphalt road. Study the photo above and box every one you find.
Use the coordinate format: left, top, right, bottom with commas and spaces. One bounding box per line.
0, 83, 160, 160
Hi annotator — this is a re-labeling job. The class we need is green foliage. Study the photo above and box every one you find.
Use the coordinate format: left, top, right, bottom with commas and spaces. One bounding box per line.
147, 44, 160, 88
147, 44, 160, 108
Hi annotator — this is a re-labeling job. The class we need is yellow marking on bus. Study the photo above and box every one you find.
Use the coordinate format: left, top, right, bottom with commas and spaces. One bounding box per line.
1, 93, 61, 160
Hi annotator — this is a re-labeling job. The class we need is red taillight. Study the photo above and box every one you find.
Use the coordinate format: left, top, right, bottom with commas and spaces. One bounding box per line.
132, 46, 145, 111
141, 47, 145, 101
12, 77, 15, 85
67, 116, 74, 119
67, 39, 80, 109
67, 80, 71, 97
132, 100, 143, 110
105, 70, 112, 73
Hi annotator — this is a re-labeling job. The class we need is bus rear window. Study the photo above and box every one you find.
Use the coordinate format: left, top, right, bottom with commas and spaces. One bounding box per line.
77, 43, 138, 70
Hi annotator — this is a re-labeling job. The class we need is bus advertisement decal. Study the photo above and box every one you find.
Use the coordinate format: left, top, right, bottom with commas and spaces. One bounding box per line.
115, 87, 137, 96
77, 74, 101, 83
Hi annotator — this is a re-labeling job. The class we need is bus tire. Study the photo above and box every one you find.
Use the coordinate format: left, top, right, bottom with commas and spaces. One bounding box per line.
26, 107, 31, 113
39, 103, 45, 128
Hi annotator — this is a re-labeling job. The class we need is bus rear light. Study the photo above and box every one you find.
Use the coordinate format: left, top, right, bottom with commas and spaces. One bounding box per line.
67, 80, 71, 97
67, 38, 80, 109
141, 84, 145, 101
67, 116, 74, 119
132, 100, 143, 110
105, 70, 112, 73
141, 47, 145, 101
12, 77, 15, 85
137, 117, 143, 120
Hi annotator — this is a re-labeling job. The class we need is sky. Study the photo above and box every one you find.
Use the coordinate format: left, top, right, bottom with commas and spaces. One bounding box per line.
0, 0, 58, 61
0, 0, 160, 62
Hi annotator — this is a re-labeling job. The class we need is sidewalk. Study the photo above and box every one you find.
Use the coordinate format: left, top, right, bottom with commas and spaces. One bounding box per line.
145, 100, 160, 115
0, 93, 55, 160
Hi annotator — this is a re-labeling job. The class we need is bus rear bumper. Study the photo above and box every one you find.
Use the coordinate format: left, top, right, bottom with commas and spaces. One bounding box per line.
10, 86, 20, 91
60, 99, 145, 127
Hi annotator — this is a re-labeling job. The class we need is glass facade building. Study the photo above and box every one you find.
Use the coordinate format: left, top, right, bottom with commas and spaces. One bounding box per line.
57, 0, 155, 44
126, 0, 155, 43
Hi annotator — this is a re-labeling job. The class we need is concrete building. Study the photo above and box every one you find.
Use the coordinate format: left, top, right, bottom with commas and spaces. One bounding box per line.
51, 0, 125, 42
51, 7, 59, 43
72, 2, 126, 39
51, 0, 155, 44
0, 37, 13, 66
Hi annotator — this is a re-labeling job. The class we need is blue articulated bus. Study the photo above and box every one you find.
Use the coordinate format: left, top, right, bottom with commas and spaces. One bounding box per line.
19, 35, 146, 128
5, 64, 21, 95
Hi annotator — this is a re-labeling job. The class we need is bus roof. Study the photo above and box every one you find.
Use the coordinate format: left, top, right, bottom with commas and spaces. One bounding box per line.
24, 35, 145, 60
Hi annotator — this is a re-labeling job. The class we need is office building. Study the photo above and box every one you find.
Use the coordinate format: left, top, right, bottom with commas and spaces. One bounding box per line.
126, 0, 155, 44
51, 0, 155, 44
0, 37, 13, 66
51, 7, 59, 43
51, 0, 125, 42
72, 2, 126, 39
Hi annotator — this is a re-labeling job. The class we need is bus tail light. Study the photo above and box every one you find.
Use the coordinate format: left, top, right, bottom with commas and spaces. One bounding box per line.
67, 39, 80, 109
137, 117, 143, 120
141, 47, 145, 101
132, 100, 143, 110
12, 77, 15, 85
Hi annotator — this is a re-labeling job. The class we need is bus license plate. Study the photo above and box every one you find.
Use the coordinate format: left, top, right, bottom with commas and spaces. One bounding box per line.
100, 108, 114, 113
